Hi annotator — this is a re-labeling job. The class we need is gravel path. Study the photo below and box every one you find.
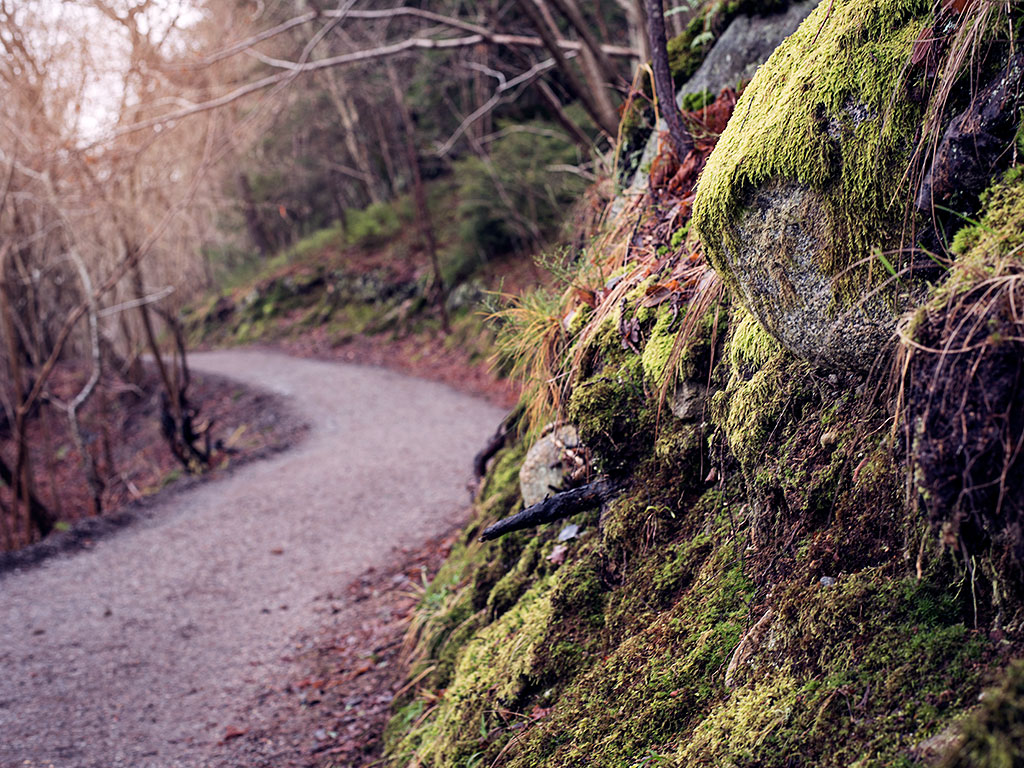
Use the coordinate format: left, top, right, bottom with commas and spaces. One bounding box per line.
0, 349, 503, 768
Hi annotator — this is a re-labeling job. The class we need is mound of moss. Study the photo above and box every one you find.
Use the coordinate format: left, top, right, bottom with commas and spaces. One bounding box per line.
379, 4, 1024, 767
380, 279, 1022, 767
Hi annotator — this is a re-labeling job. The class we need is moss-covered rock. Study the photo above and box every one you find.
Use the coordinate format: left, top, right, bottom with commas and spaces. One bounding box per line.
380, 8, 1024, 764
693, 0, 933, 369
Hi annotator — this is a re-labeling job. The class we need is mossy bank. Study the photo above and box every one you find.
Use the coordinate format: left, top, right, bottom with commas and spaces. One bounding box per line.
381, 1, 1024, 766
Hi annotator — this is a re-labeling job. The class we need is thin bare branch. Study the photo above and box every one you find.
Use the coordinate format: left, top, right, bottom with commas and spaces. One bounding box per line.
97, 286, 176, 317
184, 6, 636, 71
436, 55, 560, 156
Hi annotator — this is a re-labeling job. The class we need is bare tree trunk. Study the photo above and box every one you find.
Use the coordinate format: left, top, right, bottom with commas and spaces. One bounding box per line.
42, 406, 64, 521
618, 0, 650, 63
0, 452, 51, 540
646, 0, 691, 158
130, 257, 200, 471
388, 66, 450, 334
370, 108, 400, 196
118, 312, 145, 387
322, 70, 385, 205
236, 172, 276, 257
0, 246, 53, 539
512, 0, 620, 138
0, 484, 17, 551
547, 0, 621, 88
63, 250, 104, 515
580, 46, 619, 133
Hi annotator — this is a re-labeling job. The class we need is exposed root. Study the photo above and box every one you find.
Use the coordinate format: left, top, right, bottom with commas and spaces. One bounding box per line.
904, 271, 1024, 566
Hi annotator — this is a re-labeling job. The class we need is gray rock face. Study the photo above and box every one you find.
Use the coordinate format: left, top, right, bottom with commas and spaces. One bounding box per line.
681, 1, 821, 98
669, 381, 708, 421
722, 182, 901, 370
519, 425, 580, 508
619, 0, 821, 200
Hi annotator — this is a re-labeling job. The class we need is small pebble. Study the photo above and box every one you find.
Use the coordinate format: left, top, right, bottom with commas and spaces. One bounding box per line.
820, 576, 836, 587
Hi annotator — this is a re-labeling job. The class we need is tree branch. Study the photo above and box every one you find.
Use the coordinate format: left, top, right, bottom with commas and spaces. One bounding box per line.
512, 0, 619, 137
182, 6, 637, 71
435, 55, 560, 156
480, 478, 620, 541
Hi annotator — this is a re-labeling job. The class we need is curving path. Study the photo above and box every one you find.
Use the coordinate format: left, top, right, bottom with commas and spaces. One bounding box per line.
0, 349, 503, 768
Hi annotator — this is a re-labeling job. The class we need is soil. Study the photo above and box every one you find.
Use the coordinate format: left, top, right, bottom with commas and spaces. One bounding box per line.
908, 279, 1024, 565
0, 363, 305, 554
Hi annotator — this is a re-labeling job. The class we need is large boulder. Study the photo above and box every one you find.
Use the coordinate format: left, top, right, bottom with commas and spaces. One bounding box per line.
693, 0, 932, 370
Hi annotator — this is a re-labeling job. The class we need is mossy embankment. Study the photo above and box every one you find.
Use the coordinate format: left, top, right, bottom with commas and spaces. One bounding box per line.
188, 182, 488, 352
385, 287, 1014, 766
380, 1, 1024, 766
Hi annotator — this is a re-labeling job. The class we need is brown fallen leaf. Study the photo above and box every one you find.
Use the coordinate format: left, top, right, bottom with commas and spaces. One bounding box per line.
222, 726, 248, 742
547, 544, 568, 565
943, 0, 976, 13
574, 288, 597, 308
910, 26, 936, 67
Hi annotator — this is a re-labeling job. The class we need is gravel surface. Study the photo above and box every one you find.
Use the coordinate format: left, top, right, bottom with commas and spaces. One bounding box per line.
0, 349, 504, 768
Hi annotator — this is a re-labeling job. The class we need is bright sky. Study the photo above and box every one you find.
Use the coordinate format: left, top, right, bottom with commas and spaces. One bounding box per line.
18, 0, 205, 141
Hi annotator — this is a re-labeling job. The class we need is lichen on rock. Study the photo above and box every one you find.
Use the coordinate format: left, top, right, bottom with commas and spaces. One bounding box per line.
693, 0, 933, 369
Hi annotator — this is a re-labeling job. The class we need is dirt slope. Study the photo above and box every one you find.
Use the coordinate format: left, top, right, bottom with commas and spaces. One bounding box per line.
0, 349, 504, 768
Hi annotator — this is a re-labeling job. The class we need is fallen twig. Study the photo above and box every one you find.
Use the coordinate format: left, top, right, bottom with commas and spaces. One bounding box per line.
480, 478, 620, 541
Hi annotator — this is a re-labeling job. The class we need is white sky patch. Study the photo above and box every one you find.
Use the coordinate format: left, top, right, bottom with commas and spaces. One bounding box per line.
19, 0, 205, 143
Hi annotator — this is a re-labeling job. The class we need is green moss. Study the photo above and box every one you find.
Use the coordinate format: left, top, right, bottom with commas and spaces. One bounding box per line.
717, 341, 807, 470
503, 527, 753, 768
693, 0, 931, 298
640, 304, 682, 387
486, 537, 544, 619
400, 578, 557, 767
728, 307, 782, 376
947, 171, 1024, 282
666, 563, 991, 768
942, 661, 1024, 768
383, 63, 1024, 764
567, 312, 653, 477
667, 15, 715, 90
681, 88, 715, 112
478, 442, 527, 521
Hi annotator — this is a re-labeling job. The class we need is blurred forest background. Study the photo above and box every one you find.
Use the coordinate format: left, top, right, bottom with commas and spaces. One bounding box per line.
0, 0, 703, 549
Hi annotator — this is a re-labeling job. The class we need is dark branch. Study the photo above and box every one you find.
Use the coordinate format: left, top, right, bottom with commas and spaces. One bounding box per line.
472, 410, 519, 479
646, 0, 691, 158
480, 478, 620, 541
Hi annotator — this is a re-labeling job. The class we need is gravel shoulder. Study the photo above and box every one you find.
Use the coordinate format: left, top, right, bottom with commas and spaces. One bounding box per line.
0, 349, 503, 768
